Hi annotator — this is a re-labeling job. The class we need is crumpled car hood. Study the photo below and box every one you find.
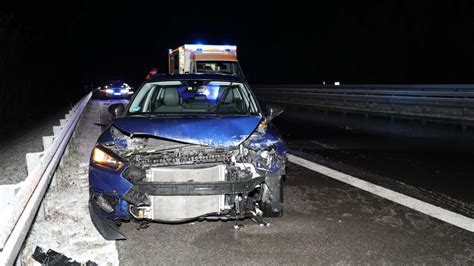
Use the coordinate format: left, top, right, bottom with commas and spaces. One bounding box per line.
112, 116, 262, 147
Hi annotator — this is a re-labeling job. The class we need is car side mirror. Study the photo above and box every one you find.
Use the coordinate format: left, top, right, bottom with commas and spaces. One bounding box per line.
108, 103, 125, 117
266, 104, 283, 121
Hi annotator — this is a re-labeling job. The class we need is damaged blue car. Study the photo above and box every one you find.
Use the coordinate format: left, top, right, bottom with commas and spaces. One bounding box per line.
88, 74, 287, 240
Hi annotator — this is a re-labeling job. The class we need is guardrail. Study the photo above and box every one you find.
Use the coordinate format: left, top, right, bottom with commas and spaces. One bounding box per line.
0, 92, 92, 265
253, 84, 474, 126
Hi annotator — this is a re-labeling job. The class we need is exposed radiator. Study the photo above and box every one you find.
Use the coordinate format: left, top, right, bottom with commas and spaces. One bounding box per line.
146, 165, 226, 221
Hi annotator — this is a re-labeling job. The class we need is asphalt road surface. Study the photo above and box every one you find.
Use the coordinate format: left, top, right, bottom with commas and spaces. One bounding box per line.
87, 100, 474, 264
273, 111, 474, 217
116, 161, 473, 264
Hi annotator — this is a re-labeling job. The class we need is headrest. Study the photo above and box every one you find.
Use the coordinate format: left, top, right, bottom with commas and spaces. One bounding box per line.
163, 88, 179, 106
224, 90, 234, 103
218, 88, 234, 104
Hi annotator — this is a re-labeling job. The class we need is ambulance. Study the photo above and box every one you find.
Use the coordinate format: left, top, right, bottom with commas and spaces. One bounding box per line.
168, 44, 245, 78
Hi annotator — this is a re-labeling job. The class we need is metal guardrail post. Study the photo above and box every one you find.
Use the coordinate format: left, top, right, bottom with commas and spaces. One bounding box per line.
0, 93, 92, 265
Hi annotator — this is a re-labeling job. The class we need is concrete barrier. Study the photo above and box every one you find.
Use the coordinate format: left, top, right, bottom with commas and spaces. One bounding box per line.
42, 136, 54, 151
0, 183, 22, 212
52, 126, 62, 136
25, 152, 44, 175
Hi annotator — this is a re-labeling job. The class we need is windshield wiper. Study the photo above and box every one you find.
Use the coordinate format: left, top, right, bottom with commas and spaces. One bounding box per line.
146, 113, 184, 118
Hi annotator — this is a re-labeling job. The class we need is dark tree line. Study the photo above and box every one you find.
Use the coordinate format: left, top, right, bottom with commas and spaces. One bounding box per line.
0, 10, 79, 135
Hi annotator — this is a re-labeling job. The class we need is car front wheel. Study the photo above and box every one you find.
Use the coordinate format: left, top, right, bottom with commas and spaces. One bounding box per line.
261, 174, 284, 217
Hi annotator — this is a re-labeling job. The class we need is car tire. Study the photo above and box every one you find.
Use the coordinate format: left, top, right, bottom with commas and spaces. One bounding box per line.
262, 177, 284, 217
262, 202, 283, 217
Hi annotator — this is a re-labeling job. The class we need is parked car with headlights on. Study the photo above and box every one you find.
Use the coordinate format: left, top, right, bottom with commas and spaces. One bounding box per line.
96, 80, 133, 98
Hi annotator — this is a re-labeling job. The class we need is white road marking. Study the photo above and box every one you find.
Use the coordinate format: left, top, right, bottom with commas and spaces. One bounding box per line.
287, 154, 474, 232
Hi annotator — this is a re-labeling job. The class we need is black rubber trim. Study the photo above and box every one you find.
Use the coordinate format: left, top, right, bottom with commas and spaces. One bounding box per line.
88, 199, 126, 240
121, 186, 151, 206
135, 176, 265, 196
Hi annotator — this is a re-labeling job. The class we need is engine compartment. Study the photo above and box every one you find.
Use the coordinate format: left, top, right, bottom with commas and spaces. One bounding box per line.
100, 127, 283, 222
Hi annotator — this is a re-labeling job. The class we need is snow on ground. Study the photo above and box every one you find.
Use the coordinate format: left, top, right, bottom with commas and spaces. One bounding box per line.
21, 101, 119, 265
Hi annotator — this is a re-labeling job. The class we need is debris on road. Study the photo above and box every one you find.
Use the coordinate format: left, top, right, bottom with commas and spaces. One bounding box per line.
32, 246, 97, 266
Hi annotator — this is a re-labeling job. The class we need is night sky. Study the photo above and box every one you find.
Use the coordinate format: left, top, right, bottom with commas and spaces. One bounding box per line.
2, 1, 474, 91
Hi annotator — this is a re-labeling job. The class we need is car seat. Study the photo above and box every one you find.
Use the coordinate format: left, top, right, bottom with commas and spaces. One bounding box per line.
217, 88, 240, 113
155, 88, 183, 112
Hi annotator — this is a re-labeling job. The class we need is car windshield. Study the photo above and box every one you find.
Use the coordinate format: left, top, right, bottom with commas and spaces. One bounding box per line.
195, 61, 242, 76
108, 81, 123, 87
127, 80, 260, 116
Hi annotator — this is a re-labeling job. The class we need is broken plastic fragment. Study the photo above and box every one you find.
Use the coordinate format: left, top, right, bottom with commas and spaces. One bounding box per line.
32, 246, 98, 266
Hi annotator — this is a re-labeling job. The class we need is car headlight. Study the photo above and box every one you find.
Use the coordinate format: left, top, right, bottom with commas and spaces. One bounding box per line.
92, 146, 124, 170
105, 89, 114, 94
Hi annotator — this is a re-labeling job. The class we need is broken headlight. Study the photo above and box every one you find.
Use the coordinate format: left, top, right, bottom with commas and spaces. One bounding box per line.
243, 118, 283, 173
256, 117, 268, 134
110, 126, 146, 149
92, 146, 124, 170
252, 145, 277, 172
243, 118, 271, 149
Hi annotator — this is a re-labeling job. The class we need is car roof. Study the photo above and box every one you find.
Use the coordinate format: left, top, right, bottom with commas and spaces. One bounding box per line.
146, 73, 245, 83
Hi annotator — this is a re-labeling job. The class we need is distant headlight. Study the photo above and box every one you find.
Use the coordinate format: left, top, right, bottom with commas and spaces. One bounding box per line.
106, 89, 114, 94
92, 146, 124, 170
